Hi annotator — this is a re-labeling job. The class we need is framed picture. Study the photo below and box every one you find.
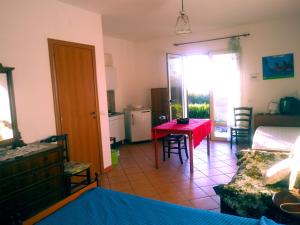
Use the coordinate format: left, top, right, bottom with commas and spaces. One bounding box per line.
262, 53, 294, 80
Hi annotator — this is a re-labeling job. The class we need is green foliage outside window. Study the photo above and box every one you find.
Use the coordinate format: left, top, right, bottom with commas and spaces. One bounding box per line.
171, 103, 210, 119
171, 103, 183, 119
188, 103, 210, 118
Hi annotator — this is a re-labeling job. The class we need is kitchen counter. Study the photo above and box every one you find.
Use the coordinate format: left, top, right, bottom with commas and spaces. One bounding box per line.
109, 112, 124, 117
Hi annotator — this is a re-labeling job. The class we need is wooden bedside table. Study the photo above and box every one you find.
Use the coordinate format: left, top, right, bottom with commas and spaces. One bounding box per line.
273, 190, 300, 224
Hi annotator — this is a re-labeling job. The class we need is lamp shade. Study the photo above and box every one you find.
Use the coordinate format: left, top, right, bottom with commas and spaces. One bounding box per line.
175, 11, 191, 34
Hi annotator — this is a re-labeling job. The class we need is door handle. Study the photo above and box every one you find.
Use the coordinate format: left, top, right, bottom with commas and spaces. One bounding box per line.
169, 99, 176, 104
90, 112, 96, 118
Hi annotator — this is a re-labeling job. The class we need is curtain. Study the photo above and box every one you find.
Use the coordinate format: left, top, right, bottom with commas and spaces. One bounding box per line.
210, 53, 241, 139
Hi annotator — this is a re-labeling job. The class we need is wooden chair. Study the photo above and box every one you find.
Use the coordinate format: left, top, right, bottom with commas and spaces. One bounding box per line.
40, 134, 91, 196
158, 115, 188, 164
230, 107, 253, 149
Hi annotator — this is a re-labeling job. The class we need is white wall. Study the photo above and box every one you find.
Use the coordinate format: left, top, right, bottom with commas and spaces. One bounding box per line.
103, 36, 143, 111
0, 0, 111, 168
111, 17, 300, 114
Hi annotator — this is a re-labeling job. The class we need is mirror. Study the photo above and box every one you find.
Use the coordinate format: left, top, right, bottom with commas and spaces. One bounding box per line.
0, 64, 24, 148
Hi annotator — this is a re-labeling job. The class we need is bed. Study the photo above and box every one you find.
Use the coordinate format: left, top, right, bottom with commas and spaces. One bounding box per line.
24, 182, 280, 225
213, 115, 300, 224
252, 126, 300, 152
252, 114, 300, 152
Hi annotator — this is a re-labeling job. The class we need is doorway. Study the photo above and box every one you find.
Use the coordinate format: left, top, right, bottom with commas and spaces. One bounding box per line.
48, 39, 103, 175
167, 52, 241, 141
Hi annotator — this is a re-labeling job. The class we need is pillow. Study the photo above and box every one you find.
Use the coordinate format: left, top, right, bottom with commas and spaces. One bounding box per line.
263, 158, 291, 185
289, 137, 300, 189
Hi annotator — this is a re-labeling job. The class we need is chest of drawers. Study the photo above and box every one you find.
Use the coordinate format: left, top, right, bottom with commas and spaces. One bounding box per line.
0, 144, 64, 224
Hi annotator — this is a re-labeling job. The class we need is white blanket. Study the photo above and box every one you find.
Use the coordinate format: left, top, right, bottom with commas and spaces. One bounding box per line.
252, 126, 300, 152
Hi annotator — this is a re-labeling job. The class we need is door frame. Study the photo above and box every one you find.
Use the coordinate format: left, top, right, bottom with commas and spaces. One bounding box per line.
48, 38, 104, 173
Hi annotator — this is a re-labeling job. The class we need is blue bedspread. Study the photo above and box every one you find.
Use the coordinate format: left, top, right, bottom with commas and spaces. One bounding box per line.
37, 188, 280, 225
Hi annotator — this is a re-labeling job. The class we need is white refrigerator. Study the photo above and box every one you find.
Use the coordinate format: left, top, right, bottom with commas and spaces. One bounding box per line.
125, 109, 152, 142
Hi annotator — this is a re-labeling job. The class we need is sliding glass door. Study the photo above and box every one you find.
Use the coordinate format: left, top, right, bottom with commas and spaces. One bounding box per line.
166, 52, 241, 141
210, 53, 241, 140
167, 54, 186, 119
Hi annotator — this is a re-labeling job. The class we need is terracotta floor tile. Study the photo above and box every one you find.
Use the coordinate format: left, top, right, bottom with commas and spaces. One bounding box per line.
110, 182, 131, 190
188, 171, 207, 179
154, 185, 182, 195
108, 176, 129, 184
182, 188, 207, 200
200, 186, 217, 196
216, 166, 237, 174
133, 187, 157, 195
159, 192, 186, 204
209, 174, 232, 184
193, 177, 216, 187
124, 167, 143, 175
126, 173, 148, 182
190, 197, 219, 210
225, 173, 236, 179
107, 141, 237, 210
176, 200, 194, 208
170, 181, 198, 190
209, 208, 221, 213
110, 185, 133, 193
107, 170, 126, 178
201, 168, 224, 176
211, 195, 220, 204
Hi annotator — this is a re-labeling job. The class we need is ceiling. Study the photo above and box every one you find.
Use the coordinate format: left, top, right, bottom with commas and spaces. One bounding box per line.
59, 0, 300, 41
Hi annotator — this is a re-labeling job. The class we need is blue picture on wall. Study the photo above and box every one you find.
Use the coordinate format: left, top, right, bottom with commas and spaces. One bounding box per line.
262, 53, 294, 80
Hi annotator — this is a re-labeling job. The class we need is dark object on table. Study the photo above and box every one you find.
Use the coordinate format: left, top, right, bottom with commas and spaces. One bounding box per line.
230, 107, 252, 149
273, 190, 300, 219
158, 115, 188, 164
40, 134, 91, 196
279, 97, 300, 115
176, 117, 189, 124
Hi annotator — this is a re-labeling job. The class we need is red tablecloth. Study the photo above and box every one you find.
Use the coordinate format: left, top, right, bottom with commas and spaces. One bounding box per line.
152, 119, 212, 148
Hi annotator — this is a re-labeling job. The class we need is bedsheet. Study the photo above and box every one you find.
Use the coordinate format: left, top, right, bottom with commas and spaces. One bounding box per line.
37, 187, 280, 225
252, 126, 300, 152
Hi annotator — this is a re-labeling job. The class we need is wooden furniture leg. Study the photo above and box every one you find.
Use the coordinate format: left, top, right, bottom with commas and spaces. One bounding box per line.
154, 132, 159, 169
188, 132, 194, 173
207, 134, 210, 156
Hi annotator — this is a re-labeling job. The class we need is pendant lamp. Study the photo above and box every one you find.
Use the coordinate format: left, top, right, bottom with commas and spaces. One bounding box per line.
175, 0, 192, 34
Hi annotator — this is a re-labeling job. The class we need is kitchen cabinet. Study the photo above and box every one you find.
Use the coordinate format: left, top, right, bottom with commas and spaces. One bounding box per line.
105, 66, 116, 90
109, 114, 125, 143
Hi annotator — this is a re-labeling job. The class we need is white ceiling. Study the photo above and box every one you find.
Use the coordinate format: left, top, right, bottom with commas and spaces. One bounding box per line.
59, 0, 300, 41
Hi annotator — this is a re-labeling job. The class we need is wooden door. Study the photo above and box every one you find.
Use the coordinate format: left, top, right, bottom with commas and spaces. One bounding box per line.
48, 39, 103, 175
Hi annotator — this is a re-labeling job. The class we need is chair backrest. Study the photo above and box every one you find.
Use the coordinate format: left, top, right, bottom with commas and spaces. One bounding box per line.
233, 107, 253, 129
40, 134, 70, 161
158, 115, 168, 125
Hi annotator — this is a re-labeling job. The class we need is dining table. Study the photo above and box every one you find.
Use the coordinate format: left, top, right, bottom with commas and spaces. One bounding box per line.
152, 119, 212, 173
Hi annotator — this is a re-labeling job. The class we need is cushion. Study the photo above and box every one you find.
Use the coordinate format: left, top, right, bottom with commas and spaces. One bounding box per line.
64, 161, 90, 176
263, 158, 291, 185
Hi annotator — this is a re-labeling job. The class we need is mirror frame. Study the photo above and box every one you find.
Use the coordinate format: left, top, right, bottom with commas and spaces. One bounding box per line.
0, 63, 24, 148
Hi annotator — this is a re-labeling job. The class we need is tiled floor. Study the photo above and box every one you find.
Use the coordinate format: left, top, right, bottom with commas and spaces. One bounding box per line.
100, 140, 241, 212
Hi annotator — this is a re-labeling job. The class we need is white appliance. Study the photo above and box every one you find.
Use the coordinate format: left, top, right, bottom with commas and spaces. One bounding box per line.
109, 114, 125, 143
125, 109, 152, 142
